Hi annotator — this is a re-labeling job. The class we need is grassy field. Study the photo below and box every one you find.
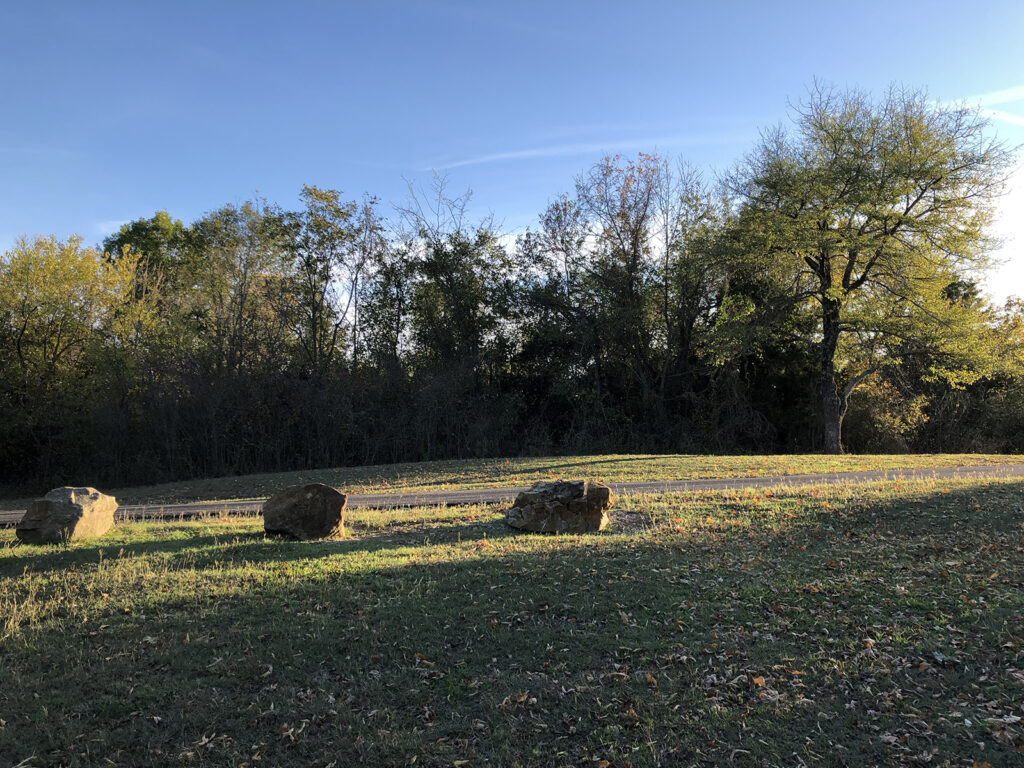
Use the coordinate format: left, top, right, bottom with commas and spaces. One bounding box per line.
2, 475, 1023, 766
2, 452, 1018, 510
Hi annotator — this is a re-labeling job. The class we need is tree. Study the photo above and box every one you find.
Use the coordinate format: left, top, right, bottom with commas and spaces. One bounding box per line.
398, 177, 516, 376
187, 200, 293, 374
351, 195, 387, 364
0, 236, 135, 481
733, 84, 1016, 453
288, 186, 358, 370
519, 153, 747, 445
359, 234, 413, 371
0, 235, 132, 379
102, 211, 190, 297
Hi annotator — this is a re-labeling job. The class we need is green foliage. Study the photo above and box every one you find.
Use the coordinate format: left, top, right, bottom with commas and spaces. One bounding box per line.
287, 186, 358, 368
0, 84, 1021, 489
103, 210, 188, 276
359, 240, 413, 369
732, 84, 1018, 451
0, 236, 136, 480
411, 229, 514, 369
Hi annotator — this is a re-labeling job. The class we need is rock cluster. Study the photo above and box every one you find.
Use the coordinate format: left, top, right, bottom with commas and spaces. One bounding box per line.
16, 487, 118, 545
505, 479, 613, 533
263, 483, 347, 539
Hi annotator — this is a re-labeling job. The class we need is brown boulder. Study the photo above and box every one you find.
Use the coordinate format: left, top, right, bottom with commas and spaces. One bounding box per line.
263, 483, 347, 539
16, 487, 118, 545
505, 479, 613, 533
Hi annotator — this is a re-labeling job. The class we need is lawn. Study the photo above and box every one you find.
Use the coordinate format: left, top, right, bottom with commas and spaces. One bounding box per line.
2, 452, 1018, 510
2, 475, 1023, 766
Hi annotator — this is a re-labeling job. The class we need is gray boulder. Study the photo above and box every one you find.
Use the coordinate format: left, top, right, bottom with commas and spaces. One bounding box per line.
263, 483, 347, 539
505, 479, 613, 533
16, 487, 118, 545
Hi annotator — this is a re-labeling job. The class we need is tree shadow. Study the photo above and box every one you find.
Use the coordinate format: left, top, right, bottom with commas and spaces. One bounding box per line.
6, 477, 1022, 580
3, 479, 1023, 767
0, 515, 523, 576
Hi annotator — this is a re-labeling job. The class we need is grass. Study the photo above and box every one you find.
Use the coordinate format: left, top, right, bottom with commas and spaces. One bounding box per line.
2, 475, 1023, 766
1, 452, 1018, 510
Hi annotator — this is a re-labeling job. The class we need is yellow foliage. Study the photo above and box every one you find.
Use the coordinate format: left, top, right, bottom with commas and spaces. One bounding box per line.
0, 235, 134, 374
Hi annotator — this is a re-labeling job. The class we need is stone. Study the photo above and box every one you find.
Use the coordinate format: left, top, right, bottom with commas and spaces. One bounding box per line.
263, 483, 347, 539
505, 479, 613, 533
16, 487, 118, 545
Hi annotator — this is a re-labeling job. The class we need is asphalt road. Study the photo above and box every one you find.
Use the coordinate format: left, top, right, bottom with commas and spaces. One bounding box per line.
3, 462, 1024, 528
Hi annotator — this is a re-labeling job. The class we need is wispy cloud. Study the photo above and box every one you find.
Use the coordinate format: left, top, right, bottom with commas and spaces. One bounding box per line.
971, 85, 1024, 107
429, 141, 648, 171
981, 108, 1024, 127
424, 133, 737, 171
956, 86, 1024, 128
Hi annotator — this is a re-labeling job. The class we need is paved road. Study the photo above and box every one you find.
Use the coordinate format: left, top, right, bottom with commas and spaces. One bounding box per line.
3, 462, 1024, 528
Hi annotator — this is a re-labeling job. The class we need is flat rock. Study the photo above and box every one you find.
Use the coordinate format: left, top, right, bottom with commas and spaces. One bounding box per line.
263, 483, 347, 539
16, 487, 118, 545
505, 479, 613, 533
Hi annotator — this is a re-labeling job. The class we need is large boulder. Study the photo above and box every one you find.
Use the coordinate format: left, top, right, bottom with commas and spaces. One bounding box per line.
16, 487, 118, 545
263, 483, 347, 540
505, 479, 613, 533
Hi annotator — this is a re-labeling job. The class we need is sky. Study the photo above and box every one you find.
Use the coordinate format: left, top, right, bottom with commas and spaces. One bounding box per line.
1, 1, 1023, 298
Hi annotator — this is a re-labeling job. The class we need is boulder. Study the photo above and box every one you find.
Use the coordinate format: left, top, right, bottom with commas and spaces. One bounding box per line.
16, 487, 118, 545
263, 483, 347, 539
505, 479, 613, 533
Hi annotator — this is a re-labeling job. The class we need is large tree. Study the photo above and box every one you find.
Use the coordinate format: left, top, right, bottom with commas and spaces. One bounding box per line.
0, 236, 136, 481
733, 84, 1016, 453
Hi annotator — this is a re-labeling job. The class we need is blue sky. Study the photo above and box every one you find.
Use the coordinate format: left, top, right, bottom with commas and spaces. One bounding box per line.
2, 1, 1023, 295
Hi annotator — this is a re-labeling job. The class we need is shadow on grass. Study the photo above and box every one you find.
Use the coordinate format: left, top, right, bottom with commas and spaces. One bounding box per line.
0, 515, 520, 576
3, 480, 1023, 767
5, 479, 1024, 578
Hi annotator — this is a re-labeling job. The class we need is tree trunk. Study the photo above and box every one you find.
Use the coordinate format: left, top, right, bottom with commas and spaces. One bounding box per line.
820, 297, 843, 454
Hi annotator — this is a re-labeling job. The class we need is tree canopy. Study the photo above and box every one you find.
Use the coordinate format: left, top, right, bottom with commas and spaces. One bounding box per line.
731, 85, 1017, 452
1, 85, 1020, 489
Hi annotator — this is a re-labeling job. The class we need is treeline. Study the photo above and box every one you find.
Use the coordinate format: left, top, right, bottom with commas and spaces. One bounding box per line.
2, 86, 1022, 490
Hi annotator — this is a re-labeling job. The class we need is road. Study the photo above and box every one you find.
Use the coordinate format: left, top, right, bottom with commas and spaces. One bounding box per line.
3, 462, 1024, 527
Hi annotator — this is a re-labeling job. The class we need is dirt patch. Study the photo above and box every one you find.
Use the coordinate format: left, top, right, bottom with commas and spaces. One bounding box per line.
609, 508, 656, 533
